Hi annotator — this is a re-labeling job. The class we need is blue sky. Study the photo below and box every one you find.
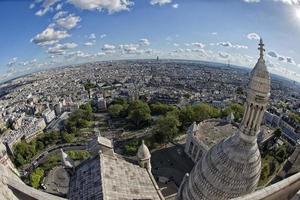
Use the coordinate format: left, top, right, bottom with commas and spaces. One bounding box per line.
1, 0, 300, 82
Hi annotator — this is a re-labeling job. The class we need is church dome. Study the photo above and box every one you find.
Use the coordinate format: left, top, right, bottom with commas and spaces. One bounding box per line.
177, 39, 270, 200
137, 140, 151, 160
180, 133, 261, 200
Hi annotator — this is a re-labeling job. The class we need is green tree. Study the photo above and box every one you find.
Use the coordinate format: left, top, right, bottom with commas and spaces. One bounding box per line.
127, 100, 151, 129
150, 103, 177, 116
192, 103, 220, 121
289, 113, 300, 124
222, 103, 244, 122
236, 87, 244, 95
155, 112, 181, 143
274, 128, 282, 138
179, 105, 195, 127
84, 82, 96, 90
108, 104, 124, 118
36, 141, 45, 152
124, 140, 140, 156
62, 132, 74, 143
260, 164, 270, 182
79, 103, 93, 114
15, 154, 26, 167
275, 147, 287, 163
68, 150, 90, 160
30, 168, 44, 189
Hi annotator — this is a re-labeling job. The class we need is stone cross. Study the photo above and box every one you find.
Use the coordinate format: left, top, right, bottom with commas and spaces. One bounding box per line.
258, 38, 265, 58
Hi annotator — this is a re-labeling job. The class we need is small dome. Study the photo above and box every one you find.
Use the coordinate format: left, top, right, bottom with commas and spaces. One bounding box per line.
60, 149, 74, 168
137, 140, 151, 160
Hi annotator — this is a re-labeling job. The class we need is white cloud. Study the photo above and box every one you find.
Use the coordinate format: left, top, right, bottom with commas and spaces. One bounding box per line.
268, 50, 297, 65
119, 44, 140, 54
53, 11, 68, 19
7, 57, 18, 67
243, 0, 260, 3
56, 14, 81, 29
47, 42, 78, 54
150, 0, 172, 6
211, 32, 218, 35
243, 0, 300, 5
84, 42, 94, 46
192, 42, 205, 48
219, 52, 230, 59
96, 52, 106, 56
89, 33, 96, 39
100, 34, 107, 38
173, 43, 179, 47
31, 27, 70, 46
278, 56, 285, 61
247, 32, 260, 40
139, 38, 150, 46
68, 0, 134, 13
217, 42, 248, 49
35, 0, 61, 16
172, 3, 179, 8
268, 51, 278, 58
29, 3, 35, 9
66, 50, 92, 58
286, 57, 296, 64
272, 0, 300, 5
102, 44, 116, 51
56, 3, 62, 10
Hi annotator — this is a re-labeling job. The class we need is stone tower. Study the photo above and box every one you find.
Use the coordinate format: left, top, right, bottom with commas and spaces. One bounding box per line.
177, 39, 270, 200
137, 140, 152, 171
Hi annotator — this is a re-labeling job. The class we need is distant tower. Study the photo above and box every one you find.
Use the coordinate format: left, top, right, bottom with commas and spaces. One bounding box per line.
137, 140, 151, 171
177, 39, 270, 200
156, 56, 159, 61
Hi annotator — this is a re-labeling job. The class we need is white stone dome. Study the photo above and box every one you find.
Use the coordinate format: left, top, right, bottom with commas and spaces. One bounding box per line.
137, 140, 151, 160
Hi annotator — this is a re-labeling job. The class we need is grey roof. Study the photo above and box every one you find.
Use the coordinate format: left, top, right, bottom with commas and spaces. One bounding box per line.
69, 153, 163, 200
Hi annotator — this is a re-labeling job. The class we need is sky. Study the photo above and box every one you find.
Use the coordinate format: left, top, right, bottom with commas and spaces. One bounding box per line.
1, 0, 300, 82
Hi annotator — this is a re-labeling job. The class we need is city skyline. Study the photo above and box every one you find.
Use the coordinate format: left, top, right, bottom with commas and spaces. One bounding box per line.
1, 0, 300, 82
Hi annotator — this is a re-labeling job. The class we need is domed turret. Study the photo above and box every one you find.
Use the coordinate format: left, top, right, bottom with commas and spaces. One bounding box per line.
177, 39, 270, 200
137, 140, 151, 171
60, 149, 74, 170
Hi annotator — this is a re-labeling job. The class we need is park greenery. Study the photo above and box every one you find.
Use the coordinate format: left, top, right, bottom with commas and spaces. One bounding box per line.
83, 82, 97, 91
64, 103, 93, 133
68, 150, 90, 161
27, 150, 91, 188
124, 137, 159, 156
289, 112, 300, 124
30, 167, 44, 188
13, 103, 94, 168
13, 131, 73, 167
258, 143, 289, 186
115, 98, 245, 155
109, 99, 151, 129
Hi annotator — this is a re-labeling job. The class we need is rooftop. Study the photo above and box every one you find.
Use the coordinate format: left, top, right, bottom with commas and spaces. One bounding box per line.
69, 152, 163, 200
194, 119, 237, 148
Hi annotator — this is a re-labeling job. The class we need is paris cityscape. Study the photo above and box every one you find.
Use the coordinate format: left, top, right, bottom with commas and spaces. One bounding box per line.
0, 1, 300, 200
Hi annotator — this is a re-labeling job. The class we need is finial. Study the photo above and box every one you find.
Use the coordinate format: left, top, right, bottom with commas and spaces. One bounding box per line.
258, 38, 265, 59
